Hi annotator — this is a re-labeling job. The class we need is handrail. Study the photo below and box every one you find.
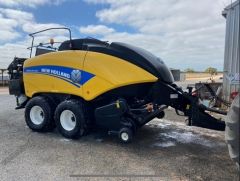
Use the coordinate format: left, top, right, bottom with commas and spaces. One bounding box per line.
29, 27, 72, 58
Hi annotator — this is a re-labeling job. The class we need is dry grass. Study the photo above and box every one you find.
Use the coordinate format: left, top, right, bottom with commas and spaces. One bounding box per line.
185, 73, 223, 81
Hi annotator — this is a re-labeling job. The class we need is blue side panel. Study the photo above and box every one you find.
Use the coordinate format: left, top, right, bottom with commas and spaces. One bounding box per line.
23, 65, 95, 87
80, 71, 95, 85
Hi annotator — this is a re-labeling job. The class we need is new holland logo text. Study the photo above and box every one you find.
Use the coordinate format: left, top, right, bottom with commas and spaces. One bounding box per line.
41, 68, 71, 79
24, 65, 95, 87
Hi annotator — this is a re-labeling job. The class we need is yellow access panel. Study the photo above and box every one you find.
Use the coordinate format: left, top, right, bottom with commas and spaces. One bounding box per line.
82, 51, 158, 100
23, 51, 88, 98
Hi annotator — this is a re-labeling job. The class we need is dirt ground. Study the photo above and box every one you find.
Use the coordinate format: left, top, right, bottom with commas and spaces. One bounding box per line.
0, 91, 239, 181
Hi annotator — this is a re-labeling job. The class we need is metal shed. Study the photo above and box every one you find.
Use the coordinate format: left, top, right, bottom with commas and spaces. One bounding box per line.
0, 69, 9, 86
222, 0, 240, 102
170, 69, 181, 81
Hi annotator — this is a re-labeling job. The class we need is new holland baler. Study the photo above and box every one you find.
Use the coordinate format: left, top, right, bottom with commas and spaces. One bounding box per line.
8, 28, 225, 142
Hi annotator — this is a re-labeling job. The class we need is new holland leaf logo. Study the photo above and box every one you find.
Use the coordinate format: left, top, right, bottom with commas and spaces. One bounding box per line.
71, 70, 81, 83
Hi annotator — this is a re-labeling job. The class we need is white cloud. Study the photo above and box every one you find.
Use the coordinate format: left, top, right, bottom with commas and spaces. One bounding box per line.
0, 14, 18, 31
79, 26, 217, 69
0, 7, 67, 41
0, 41, 29, 68
0, 34, 70, 68
0, 30, 20, 42
83, 0, 231, 70
0, 0, 66, 8
79, 25, 115, 35
0, 10, 22, 42
0, 7, 67, 68
22, 23, 67, 36
0, 8, 34, 25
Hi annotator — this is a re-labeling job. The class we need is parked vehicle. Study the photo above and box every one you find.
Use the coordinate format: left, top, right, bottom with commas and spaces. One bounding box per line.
8, 28, 226, 142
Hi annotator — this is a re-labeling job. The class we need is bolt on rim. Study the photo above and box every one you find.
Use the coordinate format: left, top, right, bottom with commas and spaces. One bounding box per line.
30, 105, 45, 125
121, 132, 129, 141
60, 110, 77, 131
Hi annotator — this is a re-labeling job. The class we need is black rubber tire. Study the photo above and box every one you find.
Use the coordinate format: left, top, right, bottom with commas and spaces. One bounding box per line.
54, 99, 86, 139
225, 94, 239, 169
157, 111, 165, 119
42, 95, 57, 128
119, 127, 133, 143
25, 96, 55, 132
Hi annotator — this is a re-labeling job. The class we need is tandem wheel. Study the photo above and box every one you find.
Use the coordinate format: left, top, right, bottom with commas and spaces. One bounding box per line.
54, 99, 87, 139
25, 96, 55, 132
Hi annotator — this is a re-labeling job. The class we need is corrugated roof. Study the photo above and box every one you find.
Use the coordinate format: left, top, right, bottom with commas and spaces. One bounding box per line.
222, 0, 239, 17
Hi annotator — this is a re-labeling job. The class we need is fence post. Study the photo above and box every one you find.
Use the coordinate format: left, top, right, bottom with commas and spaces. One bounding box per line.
1, 69, 3, 87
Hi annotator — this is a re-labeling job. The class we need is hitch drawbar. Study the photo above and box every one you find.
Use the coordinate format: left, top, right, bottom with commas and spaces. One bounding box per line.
152, 81, 226, 131
185, 87, 226, 131
189, 103, 225, 131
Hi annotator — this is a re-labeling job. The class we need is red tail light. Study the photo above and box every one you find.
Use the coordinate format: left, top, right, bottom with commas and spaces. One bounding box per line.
230, 92, 238, 100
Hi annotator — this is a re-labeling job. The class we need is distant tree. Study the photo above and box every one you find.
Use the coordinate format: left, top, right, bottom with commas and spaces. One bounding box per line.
205, 67, 218, 75
185, 68, 195, 73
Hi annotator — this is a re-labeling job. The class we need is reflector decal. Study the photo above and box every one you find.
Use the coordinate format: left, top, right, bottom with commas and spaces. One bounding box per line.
170, 94, 178, 99
24, 65, 95, 87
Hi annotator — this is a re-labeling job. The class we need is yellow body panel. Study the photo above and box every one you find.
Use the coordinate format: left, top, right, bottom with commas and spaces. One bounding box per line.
24, 51, 86, 98
83, 52, 158, 100
23, 50, 158, 101
24, 51, 86, 68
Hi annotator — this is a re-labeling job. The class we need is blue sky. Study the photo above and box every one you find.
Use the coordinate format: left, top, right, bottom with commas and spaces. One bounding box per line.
31, 1, 136, 35
0, 0, 231, 70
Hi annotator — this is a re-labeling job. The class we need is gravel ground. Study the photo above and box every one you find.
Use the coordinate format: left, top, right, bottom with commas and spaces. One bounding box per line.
0, 92, 239, 181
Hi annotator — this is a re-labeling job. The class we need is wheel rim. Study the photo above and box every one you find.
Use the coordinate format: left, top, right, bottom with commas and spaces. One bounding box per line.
60, 110, 77, 131
30, 106, 44, 125
121, 132, 129, 141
